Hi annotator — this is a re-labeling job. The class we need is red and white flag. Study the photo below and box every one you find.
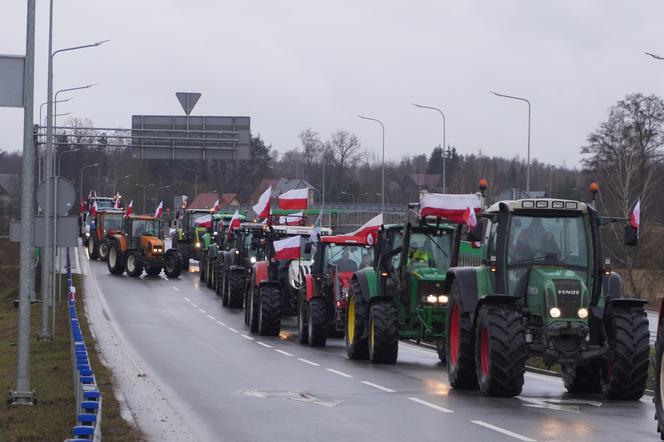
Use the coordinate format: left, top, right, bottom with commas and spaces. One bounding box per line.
273, 235, 301, 261
253, 186, 272, 219
630, 199, 641, 229
212, 199, 220, 212
278, 188, 309, 210
114, 198, 121, 210
154, 201, 163, 218
182, 195, 189, 209
229, 210, 242, 230
279, 211, 303, 225
349, 213, 383, 243
195, 214, 213, 228
420, 193, 481, 224
463, 206, 478, 228
90, 201, 98, 218
125, 200, 133, 218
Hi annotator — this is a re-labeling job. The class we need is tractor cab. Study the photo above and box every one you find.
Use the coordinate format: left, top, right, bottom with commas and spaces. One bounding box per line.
172, 208, 215, 269
124, 215, 163, 252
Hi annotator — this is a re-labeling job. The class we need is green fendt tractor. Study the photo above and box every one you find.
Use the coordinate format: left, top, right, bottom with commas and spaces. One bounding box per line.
446, 196, 648, 398
172, 208, 213, 271
200, 213, 245, 289
346, 195, 470, 364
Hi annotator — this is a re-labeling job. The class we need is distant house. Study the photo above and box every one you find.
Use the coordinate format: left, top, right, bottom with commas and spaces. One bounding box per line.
250, 178, 316, 208
189, 192, 242, 211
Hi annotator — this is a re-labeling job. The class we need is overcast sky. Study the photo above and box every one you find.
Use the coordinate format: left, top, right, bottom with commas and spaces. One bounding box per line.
1, 1, 663, 167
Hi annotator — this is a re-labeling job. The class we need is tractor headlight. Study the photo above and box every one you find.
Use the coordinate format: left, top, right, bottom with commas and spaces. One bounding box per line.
549, 307, 561, 318
426, 295, 437, 304
342, 287, 350, 299
85, 232, 90, 237
235, 250, 240, 255
577, 308, 588, 319
250, 256, 256, 264
195, 242, 201, 248
213, 231, 218, 236
437, 295, 448, 304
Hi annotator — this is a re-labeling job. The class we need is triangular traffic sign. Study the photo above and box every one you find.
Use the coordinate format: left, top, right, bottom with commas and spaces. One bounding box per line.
175, 92, 201, 116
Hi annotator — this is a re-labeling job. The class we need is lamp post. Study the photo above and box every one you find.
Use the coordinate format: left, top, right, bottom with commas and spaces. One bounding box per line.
412, 103, 447, 192
57, 148, 79, 176
155, 184, 172, 208
186, 168, 198, 198
54, 84, 95, 129
358, 115, 385, 209
79, 163, 101, 201
114, 175, 131, 196
490, 91, 532, 192
645, 52, 664, 60
39, 98, 70, 128
136, 183, 155, 214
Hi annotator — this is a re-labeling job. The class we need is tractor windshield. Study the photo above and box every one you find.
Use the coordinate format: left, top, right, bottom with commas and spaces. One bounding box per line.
324, 244, 374, 272
132, 219, 161, 237
94, 199, 114, 209
104, 214, 124, 231
406, 231, 453, 271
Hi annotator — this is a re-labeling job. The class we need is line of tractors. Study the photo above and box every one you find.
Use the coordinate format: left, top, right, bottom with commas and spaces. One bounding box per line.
81, 185, 653, 404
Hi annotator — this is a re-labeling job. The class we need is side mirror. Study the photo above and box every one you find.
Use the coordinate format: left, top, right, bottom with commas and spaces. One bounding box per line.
624, 224, 638, 246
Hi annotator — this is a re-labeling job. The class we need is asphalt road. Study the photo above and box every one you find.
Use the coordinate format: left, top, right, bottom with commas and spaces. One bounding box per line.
82, 252, 657, 442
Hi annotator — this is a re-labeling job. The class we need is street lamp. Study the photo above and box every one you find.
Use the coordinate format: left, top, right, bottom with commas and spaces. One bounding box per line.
645, 52, 664, 60
340, 191, 356, 204
57, 148, 79, 176
412, 103, 447, 192
358, 115, 385, 209
155, 184, 172, 207
79, 163, 101, 200
186, 168, 198, 198
54, 84, 95, 128
136, 183, 155, 214
490, 91, 532, 192
39, 98, 70, 128
114, 175, 131, 195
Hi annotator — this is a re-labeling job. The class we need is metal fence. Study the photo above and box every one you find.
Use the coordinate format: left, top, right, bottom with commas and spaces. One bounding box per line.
65, 248, 102, 442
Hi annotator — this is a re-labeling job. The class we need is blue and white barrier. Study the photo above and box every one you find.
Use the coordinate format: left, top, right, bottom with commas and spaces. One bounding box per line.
64, 247, 103, 442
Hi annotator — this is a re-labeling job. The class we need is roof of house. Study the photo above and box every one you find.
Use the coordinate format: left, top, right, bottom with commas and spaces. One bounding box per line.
189, 192, 242, 210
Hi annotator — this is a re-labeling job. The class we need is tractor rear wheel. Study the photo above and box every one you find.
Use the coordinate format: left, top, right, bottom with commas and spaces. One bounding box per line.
345, 287, 368, 359
125, 251, 144, 277
107, 243, 124, 275
214, 265, 222, 296
446, 282, 477, 389
145, 264, 162, 277
298, 292, 308, 344
164, 250, 183, 278
368, 300, 398, 364
88, 237, 99, 260
228, 271, 244, 308
308, 297, 328, 347
206, 258, 214, 288
562, 362, 601, 394
601, 306, 649, 400
655, 318, 664, 438
221, 272, 230, 306
258, 286, 281, 336
475, 303, 526, 397
199, 253, 206, 282
99, 239, 111, 261
245, 282, 259, 332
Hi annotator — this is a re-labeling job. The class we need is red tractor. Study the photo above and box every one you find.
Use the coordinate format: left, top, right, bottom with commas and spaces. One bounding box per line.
298, 234, 374, 346
87, 209, 125, 261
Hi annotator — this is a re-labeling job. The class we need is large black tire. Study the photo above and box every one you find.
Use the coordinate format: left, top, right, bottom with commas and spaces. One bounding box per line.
221, 271, 230, 306
227, 271, 244, 308
199, 252, 206, 282
164, 250, 183, 278
345, 282, 368, 359
88, 236, 99, 260
446, 281, 477, 389
298, 292, 308, 345
99, 239, 111, 262
368, 300, 398, 364
214, 264, 223, 296
655, 315, 664, 438
475, 303, 526, 397
107, 243, 124, 275
125, 251, 143, 277
206, 258, 215, 288
562, 362, 601, 394
246, 283, 259, 333
258, 286, 281, 336
145, 264, 162, 277
308, 297, 328, 347
601, 307, 649, 400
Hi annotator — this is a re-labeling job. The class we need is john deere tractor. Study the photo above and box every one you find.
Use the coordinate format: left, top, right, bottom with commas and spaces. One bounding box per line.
87, 209, 124, 261
106, 215, 184, 278
298, 233, 374, 347
345, 205, 464, 364
217, 222, 268, 308
446, 197, 648, 398
200, 213, 244, 288
172, 208, 213, 271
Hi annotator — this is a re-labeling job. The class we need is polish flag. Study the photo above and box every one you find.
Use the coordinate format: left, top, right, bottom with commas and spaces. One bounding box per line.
229, 210, 242, 230
630, 199, 641, 229
88, 190, 93, 199
212, 199, 220, 212
114, 198, 121, 210
182, 195, 189, 209
273, 235, 301, 261
253, 186, 271, 219
349, 213, 383, 244
463, 206, 478, 228
90, 201, 98, 218
278, 188, 309, 210
125, 200, 133, 218
279, 211, 303, 225
195, 214, 213, 228
420, 193, 481, 224
154, 201, 163, 218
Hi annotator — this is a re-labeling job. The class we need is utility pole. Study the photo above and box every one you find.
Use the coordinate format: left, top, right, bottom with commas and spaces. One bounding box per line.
11, 0, 37, 405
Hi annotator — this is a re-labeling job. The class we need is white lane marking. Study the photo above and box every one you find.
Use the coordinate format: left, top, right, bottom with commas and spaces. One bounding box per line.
361, 381, 395, 393
241, 334, 255, 341
517, 396, 602, 414
297, 358, 320, 367
326, 368, 353, 378
216, 320, 227, 326
471, 420, 535, 442
407, 397, 453, 413
207, 314, 216, 320
184, 297, 191, 302
191, 302, 198, 308
274, 349, 293, 357
74, 246, 81, 274
256, 341, 272, 348
198, 308, 207, 314
228, 327, 238, 333
172, 286, 179, 291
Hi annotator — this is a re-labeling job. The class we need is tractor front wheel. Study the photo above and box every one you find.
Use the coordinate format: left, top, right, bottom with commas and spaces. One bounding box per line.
601, 307, 649, 400
125, 251, 144, 277
88, 237, 99, 260
475, 303, 526, 397
258, 286, 281, 337
298, 292, 308, 345
164, 250, 183, 278
107, 243, 124, 275
308, 297, 328, 347
562, 362, 601, 394
99, 239, 111, 261
345, 286, 368, 359
446, 283, 477, 390
228, 271, 244, 308
245, 282, 259, 332
368, 300, 398, 364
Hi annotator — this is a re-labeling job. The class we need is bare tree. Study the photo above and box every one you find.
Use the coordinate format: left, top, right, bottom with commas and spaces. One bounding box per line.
327, 130, 365, 189
299, 128, 322, 174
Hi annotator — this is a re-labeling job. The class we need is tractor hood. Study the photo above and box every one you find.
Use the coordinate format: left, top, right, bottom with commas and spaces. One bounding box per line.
409, 267, 448, 307
141, 236, 165, 256
410, 266, 447, 281
526, 266, 588, 323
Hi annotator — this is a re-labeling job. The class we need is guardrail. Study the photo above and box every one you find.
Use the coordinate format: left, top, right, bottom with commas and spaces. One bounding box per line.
64, 247, 103, 442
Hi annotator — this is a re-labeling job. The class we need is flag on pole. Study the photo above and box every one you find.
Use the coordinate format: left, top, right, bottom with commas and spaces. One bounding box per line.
278, 188, 309, 210
114, 197, 121, 210
229, 210, 242, 229
90, 201, 98, 218
349, 213, 383, 244
154, 201, 163, 218
420, 193, 481, 224
182, 195, 189, 209
463, 206, 478, 228
212, 199, 220, 212
253, 186, 271, 219
273, 235, 301, 260
125, 200, 133, 218
631, 199, 641, 229
279, 211, 304, 225
195, 214, 213, 228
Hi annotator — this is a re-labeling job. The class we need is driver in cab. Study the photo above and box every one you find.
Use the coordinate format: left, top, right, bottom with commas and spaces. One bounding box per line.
515, 218, 560, 260
333, 248, 358, 272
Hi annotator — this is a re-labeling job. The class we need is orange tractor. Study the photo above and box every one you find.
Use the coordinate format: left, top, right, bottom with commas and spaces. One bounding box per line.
106, 215, 184, 278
